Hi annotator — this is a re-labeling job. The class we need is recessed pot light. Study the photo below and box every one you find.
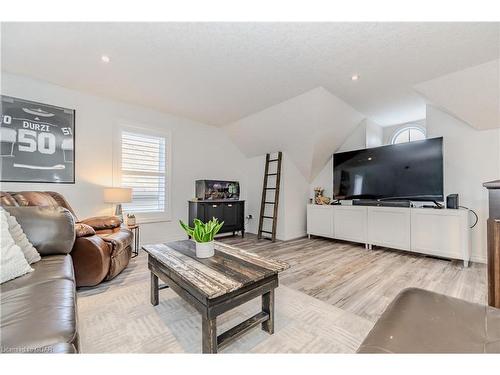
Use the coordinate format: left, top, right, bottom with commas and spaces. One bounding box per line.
351, 74, 359, 81
101, 55, 111, 63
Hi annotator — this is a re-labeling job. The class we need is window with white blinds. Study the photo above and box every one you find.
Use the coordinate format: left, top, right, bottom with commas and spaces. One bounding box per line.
120, 130, 167, 214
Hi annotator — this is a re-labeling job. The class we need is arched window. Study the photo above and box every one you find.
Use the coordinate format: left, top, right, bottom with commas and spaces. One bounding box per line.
391, 126, 426, 144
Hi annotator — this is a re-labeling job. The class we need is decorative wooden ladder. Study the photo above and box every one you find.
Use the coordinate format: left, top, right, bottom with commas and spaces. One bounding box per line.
257, 152, 282, 242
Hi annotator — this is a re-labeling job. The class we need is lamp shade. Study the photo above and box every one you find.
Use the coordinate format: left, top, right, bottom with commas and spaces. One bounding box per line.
103, 187, 132, 203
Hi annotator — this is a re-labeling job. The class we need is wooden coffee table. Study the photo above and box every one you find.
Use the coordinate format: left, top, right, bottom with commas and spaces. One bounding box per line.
143, 240, 289, 353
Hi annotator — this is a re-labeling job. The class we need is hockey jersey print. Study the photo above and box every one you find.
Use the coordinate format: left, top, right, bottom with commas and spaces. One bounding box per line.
0, 96, 74, 182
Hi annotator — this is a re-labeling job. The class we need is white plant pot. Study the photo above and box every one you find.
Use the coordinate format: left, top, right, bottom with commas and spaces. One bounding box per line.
195, 241, 215, 258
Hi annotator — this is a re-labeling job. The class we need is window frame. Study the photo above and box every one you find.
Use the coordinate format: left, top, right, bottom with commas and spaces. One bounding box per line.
390, 125, 426, 145
113, 123, 172, 224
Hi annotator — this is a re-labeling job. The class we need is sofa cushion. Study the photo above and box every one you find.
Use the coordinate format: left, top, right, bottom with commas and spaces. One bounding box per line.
357, 288, 500, 353
0, 210, 33, 284
2, 208, 41, 264
0, 192, 18, 206
9, 191, 59, 208
1, 255, 74, 293
75, 223, 96, 238
0, 278, 77, 352
4, 206, 75, 256
81, 216, 121, 230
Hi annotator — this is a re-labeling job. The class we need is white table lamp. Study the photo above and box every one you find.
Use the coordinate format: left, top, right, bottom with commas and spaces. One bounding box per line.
104, 187, 132, 222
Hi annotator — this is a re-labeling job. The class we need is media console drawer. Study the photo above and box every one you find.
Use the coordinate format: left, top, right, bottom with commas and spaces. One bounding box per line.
410, 209, 469, 261
334, 206, 367, 243
368, 207, 411, 250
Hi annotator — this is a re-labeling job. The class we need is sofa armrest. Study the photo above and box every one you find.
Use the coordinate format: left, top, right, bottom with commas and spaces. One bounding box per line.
72, 235, 111, 287
80, 216, 121, 231
98, 227, 133, 253
75, 223, 96, 237
4, 206, 75, 256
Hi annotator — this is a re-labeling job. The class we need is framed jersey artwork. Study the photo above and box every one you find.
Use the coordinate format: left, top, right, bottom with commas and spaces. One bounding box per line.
0, 95, 75, 183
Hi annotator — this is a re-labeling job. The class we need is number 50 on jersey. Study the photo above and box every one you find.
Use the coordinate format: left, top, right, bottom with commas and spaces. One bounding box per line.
1, 95, 75, 183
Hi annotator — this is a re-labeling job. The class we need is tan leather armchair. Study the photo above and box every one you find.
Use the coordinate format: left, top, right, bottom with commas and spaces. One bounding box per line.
0, 191, 133, 287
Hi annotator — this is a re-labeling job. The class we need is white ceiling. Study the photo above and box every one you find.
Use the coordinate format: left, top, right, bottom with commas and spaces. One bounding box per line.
414, 60, 499, 130
1, 22, 498, 126
226, 87, 364, 181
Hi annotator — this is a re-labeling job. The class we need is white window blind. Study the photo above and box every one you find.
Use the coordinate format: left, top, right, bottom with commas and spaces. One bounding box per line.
120, 130, 166, 214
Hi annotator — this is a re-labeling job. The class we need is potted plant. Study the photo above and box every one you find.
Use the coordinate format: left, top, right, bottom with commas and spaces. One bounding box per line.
179, 218, 224, 258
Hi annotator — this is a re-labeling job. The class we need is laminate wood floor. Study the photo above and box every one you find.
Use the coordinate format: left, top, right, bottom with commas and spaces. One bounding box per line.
77, 233, 487, 353
219, 234, 487, 322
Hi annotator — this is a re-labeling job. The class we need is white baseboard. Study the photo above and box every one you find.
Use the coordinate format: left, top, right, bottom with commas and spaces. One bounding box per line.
470, 254, 487, 264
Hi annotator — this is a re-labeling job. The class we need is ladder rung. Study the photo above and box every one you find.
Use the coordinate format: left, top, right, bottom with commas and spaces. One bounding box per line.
265, 187, 276, 190
266, 173, 277, 176
264, 202, 275, 204
262, 216, 274, 219
260, 230, 273, 234
268, 159, 279, 162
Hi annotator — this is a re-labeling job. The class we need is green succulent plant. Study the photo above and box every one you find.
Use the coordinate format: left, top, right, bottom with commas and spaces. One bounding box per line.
179, 217, 224, 243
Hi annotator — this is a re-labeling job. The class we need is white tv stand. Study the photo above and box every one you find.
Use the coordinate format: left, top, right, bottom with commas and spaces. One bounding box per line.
306, 204, 471, 267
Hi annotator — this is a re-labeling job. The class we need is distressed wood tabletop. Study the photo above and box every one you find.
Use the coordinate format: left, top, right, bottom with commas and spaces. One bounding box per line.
143, 240, 289, 299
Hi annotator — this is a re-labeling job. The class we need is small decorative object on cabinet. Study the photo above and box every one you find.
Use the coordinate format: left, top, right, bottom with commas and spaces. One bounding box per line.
314, 187, 331, 205
179, 218, 224, 258
128, 224, 140, 258
126, 213, 136, 226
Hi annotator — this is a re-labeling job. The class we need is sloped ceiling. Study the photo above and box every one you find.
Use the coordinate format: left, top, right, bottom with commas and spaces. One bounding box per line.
224, 87, 364, 182
2, 22, 498, 126
414, 60, 500, 130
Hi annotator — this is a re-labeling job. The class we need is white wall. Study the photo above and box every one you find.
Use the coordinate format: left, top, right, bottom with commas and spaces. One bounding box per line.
310, 156, 334, 200
365, 119, 384, 148
426, 105, 500, 263
1, 73, 247, 245
415, 59, 499, 131
281, 155, 309, 239
225, 87, 363, 240
336, 121, 367, 153
225, 87, 364, 182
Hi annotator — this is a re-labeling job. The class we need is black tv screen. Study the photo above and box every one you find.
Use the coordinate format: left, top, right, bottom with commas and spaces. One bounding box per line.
333, 137, 444, 201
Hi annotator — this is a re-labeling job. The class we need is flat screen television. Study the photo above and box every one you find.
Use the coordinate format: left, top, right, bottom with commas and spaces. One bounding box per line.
333, 137, 443, 202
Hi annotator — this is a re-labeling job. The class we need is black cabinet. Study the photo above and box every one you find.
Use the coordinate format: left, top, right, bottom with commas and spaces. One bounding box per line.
188, 200, 245, 237
205, 203, 224, 222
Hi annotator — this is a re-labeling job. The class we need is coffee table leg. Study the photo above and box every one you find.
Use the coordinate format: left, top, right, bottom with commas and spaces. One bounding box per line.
202, 316, 217, 354
151, 272, 159, 306
262, 289, 275, 334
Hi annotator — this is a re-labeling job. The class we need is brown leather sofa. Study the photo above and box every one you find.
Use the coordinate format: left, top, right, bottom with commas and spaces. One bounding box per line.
357, 288, 500, 353
1, 206, 79, 353
0, 191, 133, 287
